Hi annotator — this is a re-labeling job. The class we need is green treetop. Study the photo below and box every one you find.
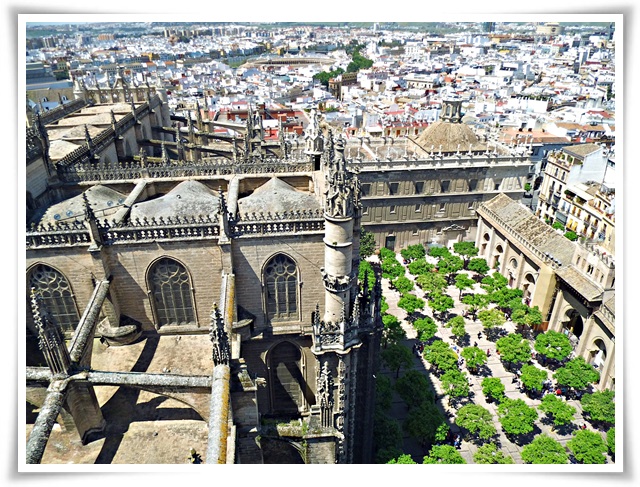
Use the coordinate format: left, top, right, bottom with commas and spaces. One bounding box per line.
461, 346, 487, 373
473, 443, 514, 464
397, 293, 425, 316
553, 357, 600, 392
395, 370, 434, 409
392, 275, 414, 294
478, 308, 506, 330
496, 333, 531, 368
382, 313, 406, 348
454, 404, 496, 440
453, 241, 479, 266
400, 244, 426, 261
407, 257, 435, 276
440, 369, 470, 399
448, 315, 467, 342
567, 429, 608, 464
422, 445, 466, 464
497, 398, 538, 436
467, 257, 490, 276
416, 272, 448, 296
455, 273, 476, 298
413, 316, 437, 342
534, 330, 573, 362
381, 343, 413, 378
386, 454, 417, 464
580, 389, 615, 425
520, 434, 568, 464
359, 227, 375, 258
538, 393, 576, 426
481, 377, 505, 403
519, 364, 548, 392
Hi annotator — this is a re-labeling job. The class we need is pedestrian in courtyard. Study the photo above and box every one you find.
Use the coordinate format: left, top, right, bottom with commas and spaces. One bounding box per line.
473, 341, 478, 347
477, 331, 482, 339
486, 349, 491, 357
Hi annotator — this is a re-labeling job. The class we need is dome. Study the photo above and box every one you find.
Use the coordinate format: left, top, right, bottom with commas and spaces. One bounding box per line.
412, 120, 487, 153
130, 180, 220, 221
237, 177, 321, 216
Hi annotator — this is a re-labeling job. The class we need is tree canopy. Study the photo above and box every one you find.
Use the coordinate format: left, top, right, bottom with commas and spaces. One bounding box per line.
534, 330, 573, 362
386, 454, 417, 464
455, 273, 476, 298
538, 393, 576, 426
422, 445, 466, 464
453, 241, 479, 263
473, 443, 514, 464
455, 404, 496, 440
359, 227, 376, 258
497, 398, 538, 436
519, 364, 548, 392
567, 429, 608, 464
382, 313, 406, 347
553, 357, 600, 391
461, 346, 487, 373
440, 369, 470, 398
437, 254, 464, 282
392, 275, 414, 294
478, 308, 506, 330
416, 272, 448, 296
358, 260, 377, 291
606, 427, 615, 455
580, 389, 615, 425
381, 344, 413, 378
428, 292, 455, 319
381, 257, 405, 280
428, 246, 451, 259
496, 333, 532, 367
400, 244, 426, 262
424, 340, 458, 373
481, 377, 505, 403
407, 257, 435, 276
461, 293, 489, 319
413, 316, 437, 342
520, 434, 568, 464
467, 257, 490, 275
397, 293, 425, 316
448, 315, 466, 342
403, 401, 447, 448
511, 305, 543, 328
395, 370, 434, 409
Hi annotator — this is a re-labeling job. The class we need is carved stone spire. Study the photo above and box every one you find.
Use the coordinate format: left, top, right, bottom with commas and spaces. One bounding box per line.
110, 110, 118, 133
30, 288, 71, 377
82, 191, 102, 249
209, 303, 230, 366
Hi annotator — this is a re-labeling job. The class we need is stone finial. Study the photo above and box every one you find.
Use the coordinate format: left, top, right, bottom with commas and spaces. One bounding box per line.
84, 124, 93, 148
161, 142, 169, 164
110, 110, 117, 130
209, 303, 230, 366
139, 148, 147, 167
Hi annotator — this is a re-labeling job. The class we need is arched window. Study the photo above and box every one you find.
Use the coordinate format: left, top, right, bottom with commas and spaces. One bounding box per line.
28, 264, 80, 332
264, 254, 298, 321
148, 258, 195, 327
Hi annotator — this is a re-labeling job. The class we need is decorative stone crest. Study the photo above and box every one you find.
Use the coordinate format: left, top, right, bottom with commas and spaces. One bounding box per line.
30, 288, 71, 376
317, 360, 334, 428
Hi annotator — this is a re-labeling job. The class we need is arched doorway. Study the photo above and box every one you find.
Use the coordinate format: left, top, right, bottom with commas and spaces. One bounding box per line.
493, 244, 504, 269
589, 339, 607, 369
523, 273, 536, 304
268, 341, 306, 416
562, 309, 584, 348
481, 232, 490, 256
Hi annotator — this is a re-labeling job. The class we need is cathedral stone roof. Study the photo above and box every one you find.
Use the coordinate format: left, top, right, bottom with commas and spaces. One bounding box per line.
237, 177, 322, 216
555, 265, 604, 302
481, 193, 576, 266
39, 185, 127, 225
130, 180, 220, 221
411, 120, 488, 153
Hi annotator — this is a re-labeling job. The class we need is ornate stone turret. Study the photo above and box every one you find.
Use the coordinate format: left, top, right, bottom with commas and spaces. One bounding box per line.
440, 97, 463, 123
30, 288, 71, 377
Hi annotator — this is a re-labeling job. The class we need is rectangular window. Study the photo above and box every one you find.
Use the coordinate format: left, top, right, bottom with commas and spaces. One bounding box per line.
389, 205, 396, 214
438, 202, 446, 212
415, 204, 422, 212
494, 179, 502, 191
440, 180, 450, 193
412, 228, 419, 236
415, 181, 424, 193
468, 179, 478, 191
362, 183, 371, 196
389, 182, 399, 195
362, 206, 369, 215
